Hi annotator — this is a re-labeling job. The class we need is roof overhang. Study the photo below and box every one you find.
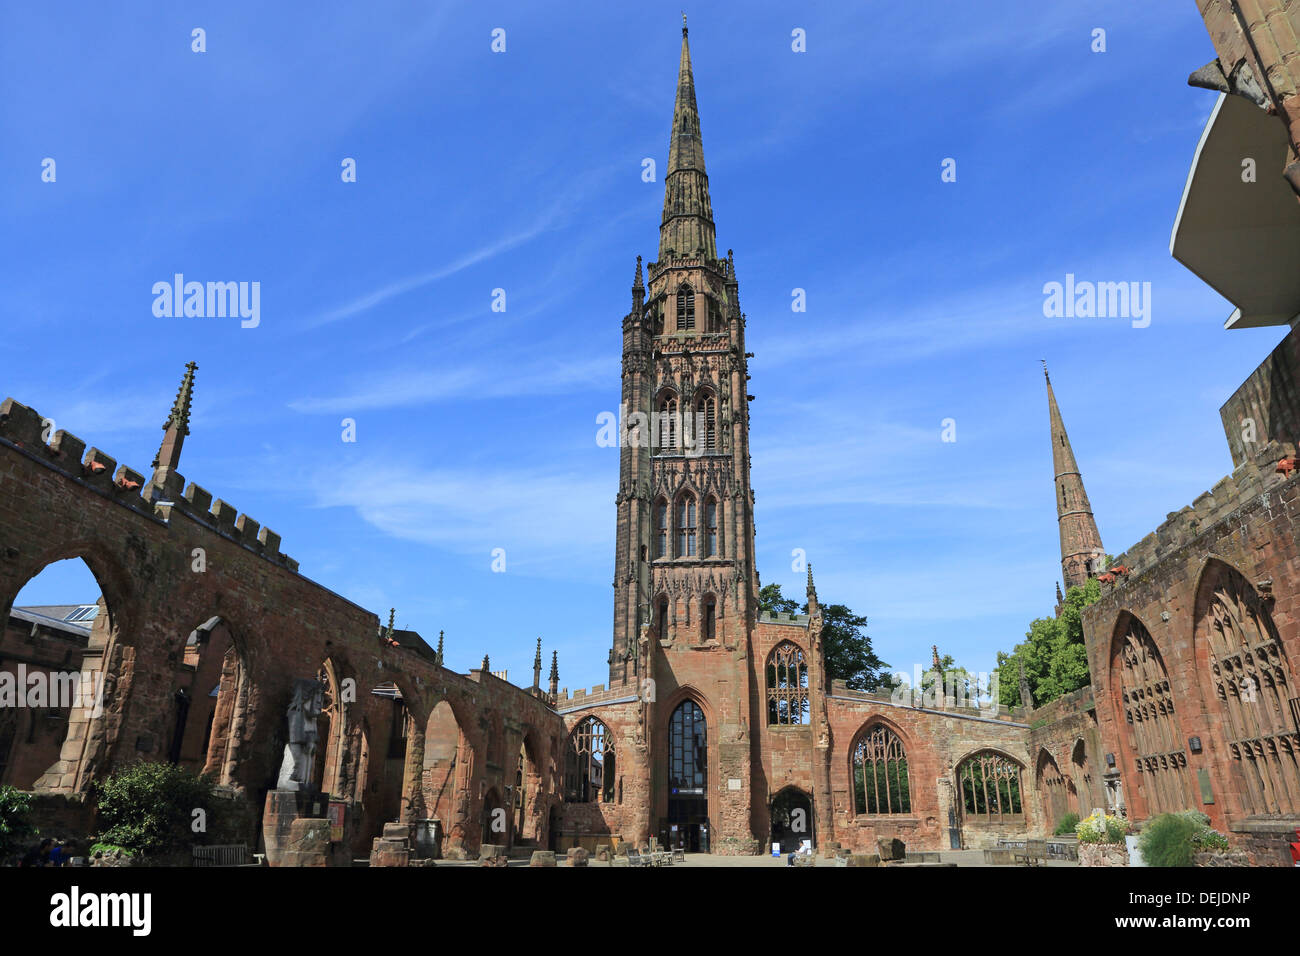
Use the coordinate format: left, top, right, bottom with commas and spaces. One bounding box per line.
1171, 92, 1300, 329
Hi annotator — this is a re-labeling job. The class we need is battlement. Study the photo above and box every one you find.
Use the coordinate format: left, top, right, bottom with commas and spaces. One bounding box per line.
0, 396, 297, 573
554, 680, 639, 712
828, 679, 1023, 724
1106, 438, 1295, 582
758, 610, 810, 626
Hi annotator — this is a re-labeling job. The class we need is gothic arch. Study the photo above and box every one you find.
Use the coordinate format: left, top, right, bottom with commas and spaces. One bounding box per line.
675, 284, 696, 331
1071, 737, 1096, 814
674, 489, 698, 558
1035, 748, 1071, 829
702, 493, 721, 556
1109, 611, 1194, 816
849, 719, 911, 816
1193, 558, 1300, 816
700, 592, 718, 641
766, 641, 809, 725
955, 749, 1026, 820
655, 389, 680, 452
563, 714, 616, 804
694, 387, 718, 452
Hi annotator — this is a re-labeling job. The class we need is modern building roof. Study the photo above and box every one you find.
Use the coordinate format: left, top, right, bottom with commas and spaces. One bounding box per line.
1171, 91, 1300, 329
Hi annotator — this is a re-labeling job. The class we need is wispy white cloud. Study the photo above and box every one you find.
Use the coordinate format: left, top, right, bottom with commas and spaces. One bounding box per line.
288, 354, 612, 414
309, 460, 611, 578
301, 220, 559, 329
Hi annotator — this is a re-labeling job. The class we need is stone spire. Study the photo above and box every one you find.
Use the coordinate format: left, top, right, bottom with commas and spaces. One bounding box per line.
153, 361, 197, 471
1045, 363, 1104, 590
659, 18, 716, 261
532, 637, 543, 691
436, 630, 445, 666
548, 650, 559, 700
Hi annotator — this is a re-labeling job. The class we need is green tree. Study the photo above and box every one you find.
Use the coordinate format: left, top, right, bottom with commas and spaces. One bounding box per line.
758, 583, 892, 691
0, 785, 36, 858
94, 761, 215, 857
996, 578, 1100, 708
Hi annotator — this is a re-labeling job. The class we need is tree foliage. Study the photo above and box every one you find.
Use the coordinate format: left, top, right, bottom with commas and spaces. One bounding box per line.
94, 761, 214, 857
758, 583, 892, 691
996, 578, 1100, 709
0, 785, 36, 857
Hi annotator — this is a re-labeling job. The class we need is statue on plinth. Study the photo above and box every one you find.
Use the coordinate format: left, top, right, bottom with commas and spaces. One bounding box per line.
277, 678, 325, 791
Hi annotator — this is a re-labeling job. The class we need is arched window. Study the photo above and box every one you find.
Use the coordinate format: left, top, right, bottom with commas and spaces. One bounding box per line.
852, 725, 910, 814
668, 701, 706, 792
658, 395, 678, 451
654, 498, 668, 559
1197, 562, 1300, 816
957, 751, 1024, 818
697, 393, 716, 451
1115, 615, 1193, 814
1037, 749, 1071, 828
701, 595, 716, 641
766, 642, 809, 724
704, 497, 719, 557
676, 494, 696, 557
677, 287, 695, 331
564, 716, 616, 803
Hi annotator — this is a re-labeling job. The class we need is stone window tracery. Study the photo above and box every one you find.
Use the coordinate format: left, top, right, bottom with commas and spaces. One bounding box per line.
957, 751, 1024, 818
852, 724, 910, 814
564, 716, 616, 803
1199, 565, 1300, 816
1116, 616, 1193, 814
697, 393, 716, 451
676, 494, 696, 557
704, 497, 719, 556
766, 642, 809, 725
677, 287, 695, 331
658, 395, 678, 451
654, 498, 668, 558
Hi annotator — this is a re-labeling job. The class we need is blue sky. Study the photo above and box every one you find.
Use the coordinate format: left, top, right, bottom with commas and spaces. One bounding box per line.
1, 2, 1284, 694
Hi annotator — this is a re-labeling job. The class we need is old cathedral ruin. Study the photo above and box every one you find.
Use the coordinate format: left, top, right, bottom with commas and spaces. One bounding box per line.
2, 8, 1300, 865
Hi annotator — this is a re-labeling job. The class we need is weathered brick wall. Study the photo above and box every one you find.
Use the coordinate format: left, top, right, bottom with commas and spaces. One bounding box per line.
825, 685, 1041, 851
1081, 429, 1300, 850
1024, 687, 1106, 827
0, 396, 567, 860
0, 613, 90, 788
1219, 327, 1300, 468
750, 618, 816, 844
1198, 0, 1300, 164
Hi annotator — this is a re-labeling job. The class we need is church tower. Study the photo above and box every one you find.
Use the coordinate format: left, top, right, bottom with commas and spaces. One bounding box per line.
610, 20, 758, 685
1045, 365, 1104, 591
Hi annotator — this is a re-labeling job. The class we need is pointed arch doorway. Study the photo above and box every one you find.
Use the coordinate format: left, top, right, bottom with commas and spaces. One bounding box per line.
664, 699, 710, 852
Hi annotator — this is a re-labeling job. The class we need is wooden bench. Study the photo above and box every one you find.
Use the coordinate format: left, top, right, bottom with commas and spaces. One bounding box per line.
793, 851, 816, 867
671, 848, 685, 863
193, 844, 251, 867
625, 848, 652, 867
1013, 839, 1047, 866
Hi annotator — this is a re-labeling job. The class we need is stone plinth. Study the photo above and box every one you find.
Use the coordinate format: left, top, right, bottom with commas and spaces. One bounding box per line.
282, 818, 331, 867
263, 790, 324, 868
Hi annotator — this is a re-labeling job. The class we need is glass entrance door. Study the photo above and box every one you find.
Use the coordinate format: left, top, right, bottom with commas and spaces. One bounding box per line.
666, 700, 708, 852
